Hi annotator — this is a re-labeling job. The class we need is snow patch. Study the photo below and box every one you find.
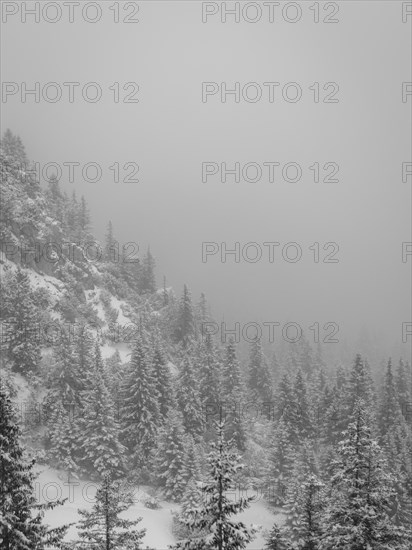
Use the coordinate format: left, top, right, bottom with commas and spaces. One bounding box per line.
34, 466, 284, 549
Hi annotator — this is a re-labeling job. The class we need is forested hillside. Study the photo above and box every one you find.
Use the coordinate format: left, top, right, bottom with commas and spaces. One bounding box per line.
1, 130, 411, 549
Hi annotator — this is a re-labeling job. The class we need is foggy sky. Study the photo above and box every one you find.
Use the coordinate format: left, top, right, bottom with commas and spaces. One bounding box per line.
1, 1, 411, 353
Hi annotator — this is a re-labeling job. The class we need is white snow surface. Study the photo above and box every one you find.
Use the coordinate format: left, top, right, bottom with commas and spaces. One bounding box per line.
0, 253, 64, 305
35, 466, 285, 549
101, 342, 132, 363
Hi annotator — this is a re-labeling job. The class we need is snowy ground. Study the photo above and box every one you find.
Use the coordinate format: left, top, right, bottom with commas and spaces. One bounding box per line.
35, 466, 285, 549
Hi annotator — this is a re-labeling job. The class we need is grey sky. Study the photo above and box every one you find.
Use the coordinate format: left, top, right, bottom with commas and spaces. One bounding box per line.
1, 1, 411, 351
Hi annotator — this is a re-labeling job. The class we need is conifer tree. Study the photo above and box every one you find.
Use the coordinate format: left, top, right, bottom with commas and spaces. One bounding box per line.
75, 323, 95, 385
140, 247, 156, 293
175, 284, 196, 348
120, 333, 160, 464
221, 340, 242, 399
377, 361, 412, 527
1, 129, 28, 164
173, 421, 257, 550
265, 524, 290, 550
80, 344, 125, 478
1, 268, 41, 374
319, 401, 410, 550
284, 441, 320, 545
67, 191, 79, 239
381, 420, 412, 527
197, 292, 208, 323
176, 353, 204, 439
0, 382, 68, 549
104, 220, 118, 262
265, 417, 293, 506
310, 370, 327, 440
291, 369, 314, 441
45, 175, 66, 228
0, 133, 44, 247
197, 334, 221, 411
320, 365, 349, 446
43, 327, 85, 462
396, 359, 412, 424
285, 474, 325, 550
378, 359, 403, 436
78, 195, 91, 242
336, 364, 347, 390
297, 335, 316, 377
345, 353, 375, 420
275, 372, 300, 444
319, 384, 344, 446
221, 340, 247, 451
313, 342, 326, 371
104, 349, 123, 404
152, 337, 173, 421
74, 473, 146, 549
162, 275, 170, 306
275, 372, 294, 422
155, 409, 187, 502
47, 326, 83, 405
270, 351, 282, 385
180, 478, 203, 518
247, 337, 273, 403
182, 434, 202, 487
48, 397, 79, 477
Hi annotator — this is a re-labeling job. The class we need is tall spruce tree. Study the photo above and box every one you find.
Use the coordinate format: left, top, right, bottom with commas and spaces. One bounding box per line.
275, 372, 295, 422
284, 473, 325, 550
197, 334, 221, 411
345, 354, 375, 420
47, 397, 79, 477
152, 337, 173, 421
270, 351, 282, 385
275, 372, 300, 444
320, 384, 346, 446
80, 344, 125, 478
182, 434, 202, 487
155, 409, 187, 502
197, 292, 208, 324
175, 284, 196, 348
176, 353, 204, 439
74, 473, 146, 549
172, 421, 257, 550
396, 359, 412, 424
247, 337, 273, 403
221, 339, 242, 398
66, 191, 79, 240
45, 175, 66, 228
77, 195, 91, 243
1, 268, 41, 374
221, 340, 246, 451
120, 333, 160, 464
378, 359, 403, 436
1, 129, 28, 164
104, 220, 117, 262
265, 524, 290, 550
104, 349, 123, 405
0, 382, 68, 549
45, 325, 83, 408
290, 369, 314, 441
378, 360, 412, 527
284, 442, 320, 545
265, 417, 293, 506
140, 247, 156, 294
319, 401, 410, 550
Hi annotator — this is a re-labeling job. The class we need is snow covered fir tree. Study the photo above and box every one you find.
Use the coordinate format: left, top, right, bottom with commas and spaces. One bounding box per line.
72, 473, 146, 549
1, 130, 411, 547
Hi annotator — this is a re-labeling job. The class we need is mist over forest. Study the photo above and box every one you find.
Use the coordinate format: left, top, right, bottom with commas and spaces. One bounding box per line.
1, 1, 411, 548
